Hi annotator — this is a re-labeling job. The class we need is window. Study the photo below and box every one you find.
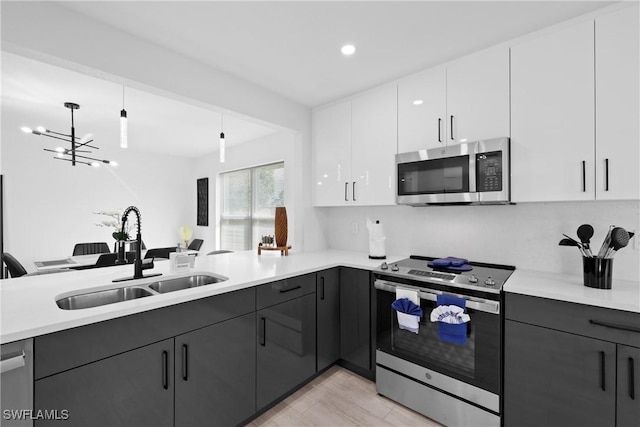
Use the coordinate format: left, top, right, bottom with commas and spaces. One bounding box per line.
220, 162, 284, 250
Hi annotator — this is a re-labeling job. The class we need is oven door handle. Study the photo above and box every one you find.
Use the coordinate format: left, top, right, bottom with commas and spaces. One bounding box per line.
374, 280, 500, 315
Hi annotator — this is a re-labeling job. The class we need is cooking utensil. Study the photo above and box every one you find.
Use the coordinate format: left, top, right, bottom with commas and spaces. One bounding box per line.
576, 224, 594, 257
559, 238, 588, 257
604, 227, 630, 258
597, 225, 615, 258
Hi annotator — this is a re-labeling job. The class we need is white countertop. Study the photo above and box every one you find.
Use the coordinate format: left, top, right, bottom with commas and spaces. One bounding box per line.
3, 250, 638, 345
504, 268, 640, 313
0, 250, 402, 344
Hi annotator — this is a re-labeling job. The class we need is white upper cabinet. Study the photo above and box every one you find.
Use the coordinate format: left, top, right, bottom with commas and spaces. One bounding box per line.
446, 46, 510, 145
312, 85, 397, 206
397, 45, 510, 153
511, 20, 595, 202
313, 100, 351, 206
595, 5, 639, 200
351, 84, 398, 206
397, 66, 447, 153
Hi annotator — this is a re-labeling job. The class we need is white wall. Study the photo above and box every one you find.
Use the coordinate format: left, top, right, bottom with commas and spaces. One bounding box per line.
1, 109, 193, 272
320, 201, 640, 281
187, 130, 329, 255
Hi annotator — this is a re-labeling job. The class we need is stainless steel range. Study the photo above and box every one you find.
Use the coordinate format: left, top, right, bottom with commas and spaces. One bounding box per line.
373, 255, 515, 427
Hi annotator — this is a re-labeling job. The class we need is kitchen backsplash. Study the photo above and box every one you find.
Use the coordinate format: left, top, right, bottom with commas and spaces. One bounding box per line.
320, 200, 640, 282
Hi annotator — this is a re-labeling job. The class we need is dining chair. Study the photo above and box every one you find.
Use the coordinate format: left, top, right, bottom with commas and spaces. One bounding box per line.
207, 250, 233, 255
2, 252, 28, 278
187, 239, 204, 251
73, 242, 111, 256
95, 253, 118, 267
144, 247, 177, 260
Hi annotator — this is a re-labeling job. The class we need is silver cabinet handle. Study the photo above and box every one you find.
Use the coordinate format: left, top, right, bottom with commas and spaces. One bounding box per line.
438, 118, 442, 143
450, 115, 455, 141
0, 351, 25, 374
352, 182, 356, 201
605, 158, 609, 192
582, 160, 586, 192
344, 182, 348, 202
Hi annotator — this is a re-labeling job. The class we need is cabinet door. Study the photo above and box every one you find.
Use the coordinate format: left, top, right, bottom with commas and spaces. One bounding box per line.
351, 85, 397, 206
34, 339, 174, 427
312, 100, 351, 206
339, 267, 371, 372
398, 67, 447, 152
511, 21, 595, 202
175, 313, 256, 427
617, 345, 640, 427
257, 293, 316, 409
504, 321, 616, 427
317, 268, 340, 372
595, 5, 640, 201
446, 45, 510, 144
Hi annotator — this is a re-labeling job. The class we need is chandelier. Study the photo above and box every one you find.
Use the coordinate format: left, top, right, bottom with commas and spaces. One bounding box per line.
21, 102, 117, 167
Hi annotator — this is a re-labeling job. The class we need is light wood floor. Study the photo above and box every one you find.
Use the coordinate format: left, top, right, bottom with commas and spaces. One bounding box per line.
247, 365, 443, 426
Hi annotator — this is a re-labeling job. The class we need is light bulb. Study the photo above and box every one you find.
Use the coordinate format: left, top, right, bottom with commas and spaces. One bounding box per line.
341, 44, 356, 56
91, 161, 100, 168
55, 147, 65, 153
20, 126, 32, 133
413, 99, 424, 105
109, 161, 118, 167
120, 109, 128, 148
36, 126, 47, 133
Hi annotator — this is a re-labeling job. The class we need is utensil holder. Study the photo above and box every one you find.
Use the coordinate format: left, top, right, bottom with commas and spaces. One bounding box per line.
582, 257, 613, 289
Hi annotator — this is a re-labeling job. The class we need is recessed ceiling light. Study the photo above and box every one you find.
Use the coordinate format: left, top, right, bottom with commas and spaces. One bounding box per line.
341, 44, 356, 56
413, 99, 424, 105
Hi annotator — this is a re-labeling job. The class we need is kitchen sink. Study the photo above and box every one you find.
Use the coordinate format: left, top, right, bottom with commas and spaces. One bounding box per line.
57, 286, 154, 310
56, 274, 229, 309
148, 274, 227, 294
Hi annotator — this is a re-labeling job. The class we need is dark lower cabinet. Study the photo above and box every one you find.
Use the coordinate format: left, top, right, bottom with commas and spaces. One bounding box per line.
35, 339, 174, 427
339, 267, 372, 373
257, 291, 316, 410
616, 345, 640, 427
175, 312, 256, 427
504, 293, 640, 427
317, 268, 340, 372
504, 320, 616, 427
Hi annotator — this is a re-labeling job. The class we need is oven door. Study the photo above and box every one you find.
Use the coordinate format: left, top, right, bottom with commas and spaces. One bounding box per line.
375, 279, 501, 395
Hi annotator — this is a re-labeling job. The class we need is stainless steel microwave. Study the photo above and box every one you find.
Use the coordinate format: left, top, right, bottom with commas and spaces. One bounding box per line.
396, 137, 510, 205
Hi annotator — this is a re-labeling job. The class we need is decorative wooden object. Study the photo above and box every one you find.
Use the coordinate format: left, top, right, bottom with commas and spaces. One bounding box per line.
257, 206, 291, 256
275, 207, 288, 247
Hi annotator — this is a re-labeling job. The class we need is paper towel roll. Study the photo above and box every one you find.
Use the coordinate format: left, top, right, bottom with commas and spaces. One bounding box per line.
367, 219, 386, 259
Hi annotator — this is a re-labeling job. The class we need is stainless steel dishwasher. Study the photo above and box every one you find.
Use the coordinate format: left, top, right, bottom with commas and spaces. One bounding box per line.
1, 339, 33, 427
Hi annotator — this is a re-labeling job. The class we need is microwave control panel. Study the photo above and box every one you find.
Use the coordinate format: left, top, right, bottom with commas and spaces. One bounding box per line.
476, 151, 503, 192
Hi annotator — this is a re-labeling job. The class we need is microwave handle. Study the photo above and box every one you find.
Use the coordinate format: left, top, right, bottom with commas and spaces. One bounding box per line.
374, 279, 500, 314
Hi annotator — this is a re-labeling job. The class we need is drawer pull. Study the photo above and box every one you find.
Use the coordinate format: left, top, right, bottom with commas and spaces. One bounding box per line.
279, 285, 301, 294
162, 350, 169, 390
589, 319, 640, 334
600, 351, 606, 391
182, 344, 189, 381
629, 357, 636, 400
259, 317, 266, 347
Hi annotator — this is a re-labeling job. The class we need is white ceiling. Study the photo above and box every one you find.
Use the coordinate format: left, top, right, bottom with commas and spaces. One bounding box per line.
2, 1, 615, 159
1, 53, 281, 158
60, 0, 614, 108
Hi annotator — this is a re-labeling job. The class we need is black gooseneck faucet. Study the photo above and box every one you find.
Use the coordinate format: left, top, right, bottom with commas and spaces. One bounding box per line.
113, 205, 161, 282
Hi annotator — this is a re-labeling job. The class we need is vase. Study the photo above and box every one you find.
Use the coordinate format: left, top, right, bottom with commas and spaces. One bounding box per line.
275, 207, 288, 247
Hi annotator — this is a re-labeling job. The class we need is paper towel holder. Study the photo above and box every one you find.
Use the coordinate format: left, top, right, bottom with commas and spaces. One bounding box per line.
368, 219, 387, 260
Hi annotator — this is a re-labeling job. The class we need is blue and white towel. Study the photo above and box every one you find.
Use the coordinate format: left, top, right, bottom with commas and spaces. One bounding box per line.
392, 297, 423, 334
431, 294, 470, 345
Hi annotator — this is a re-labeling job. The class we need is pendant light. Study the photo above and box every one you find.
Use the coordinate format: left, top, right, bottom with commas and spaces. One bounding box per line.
120, 85, 128, 149
21, 102, 117, 167
219, 113, 225, 163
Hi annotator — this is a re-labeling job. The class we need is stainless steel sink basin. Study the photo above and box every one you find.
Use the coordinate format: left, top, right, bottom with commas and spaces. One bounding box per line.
56, 274, 228, 310
148, 274, 227, 294
57, 286, 154, 310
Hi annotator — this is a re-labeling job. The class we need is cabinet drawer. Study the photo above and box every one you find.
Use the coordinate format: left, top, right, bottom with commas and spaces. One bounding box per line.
256, 274, 316, 310
505, 293, 640, 347
35, 287, 255, 379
